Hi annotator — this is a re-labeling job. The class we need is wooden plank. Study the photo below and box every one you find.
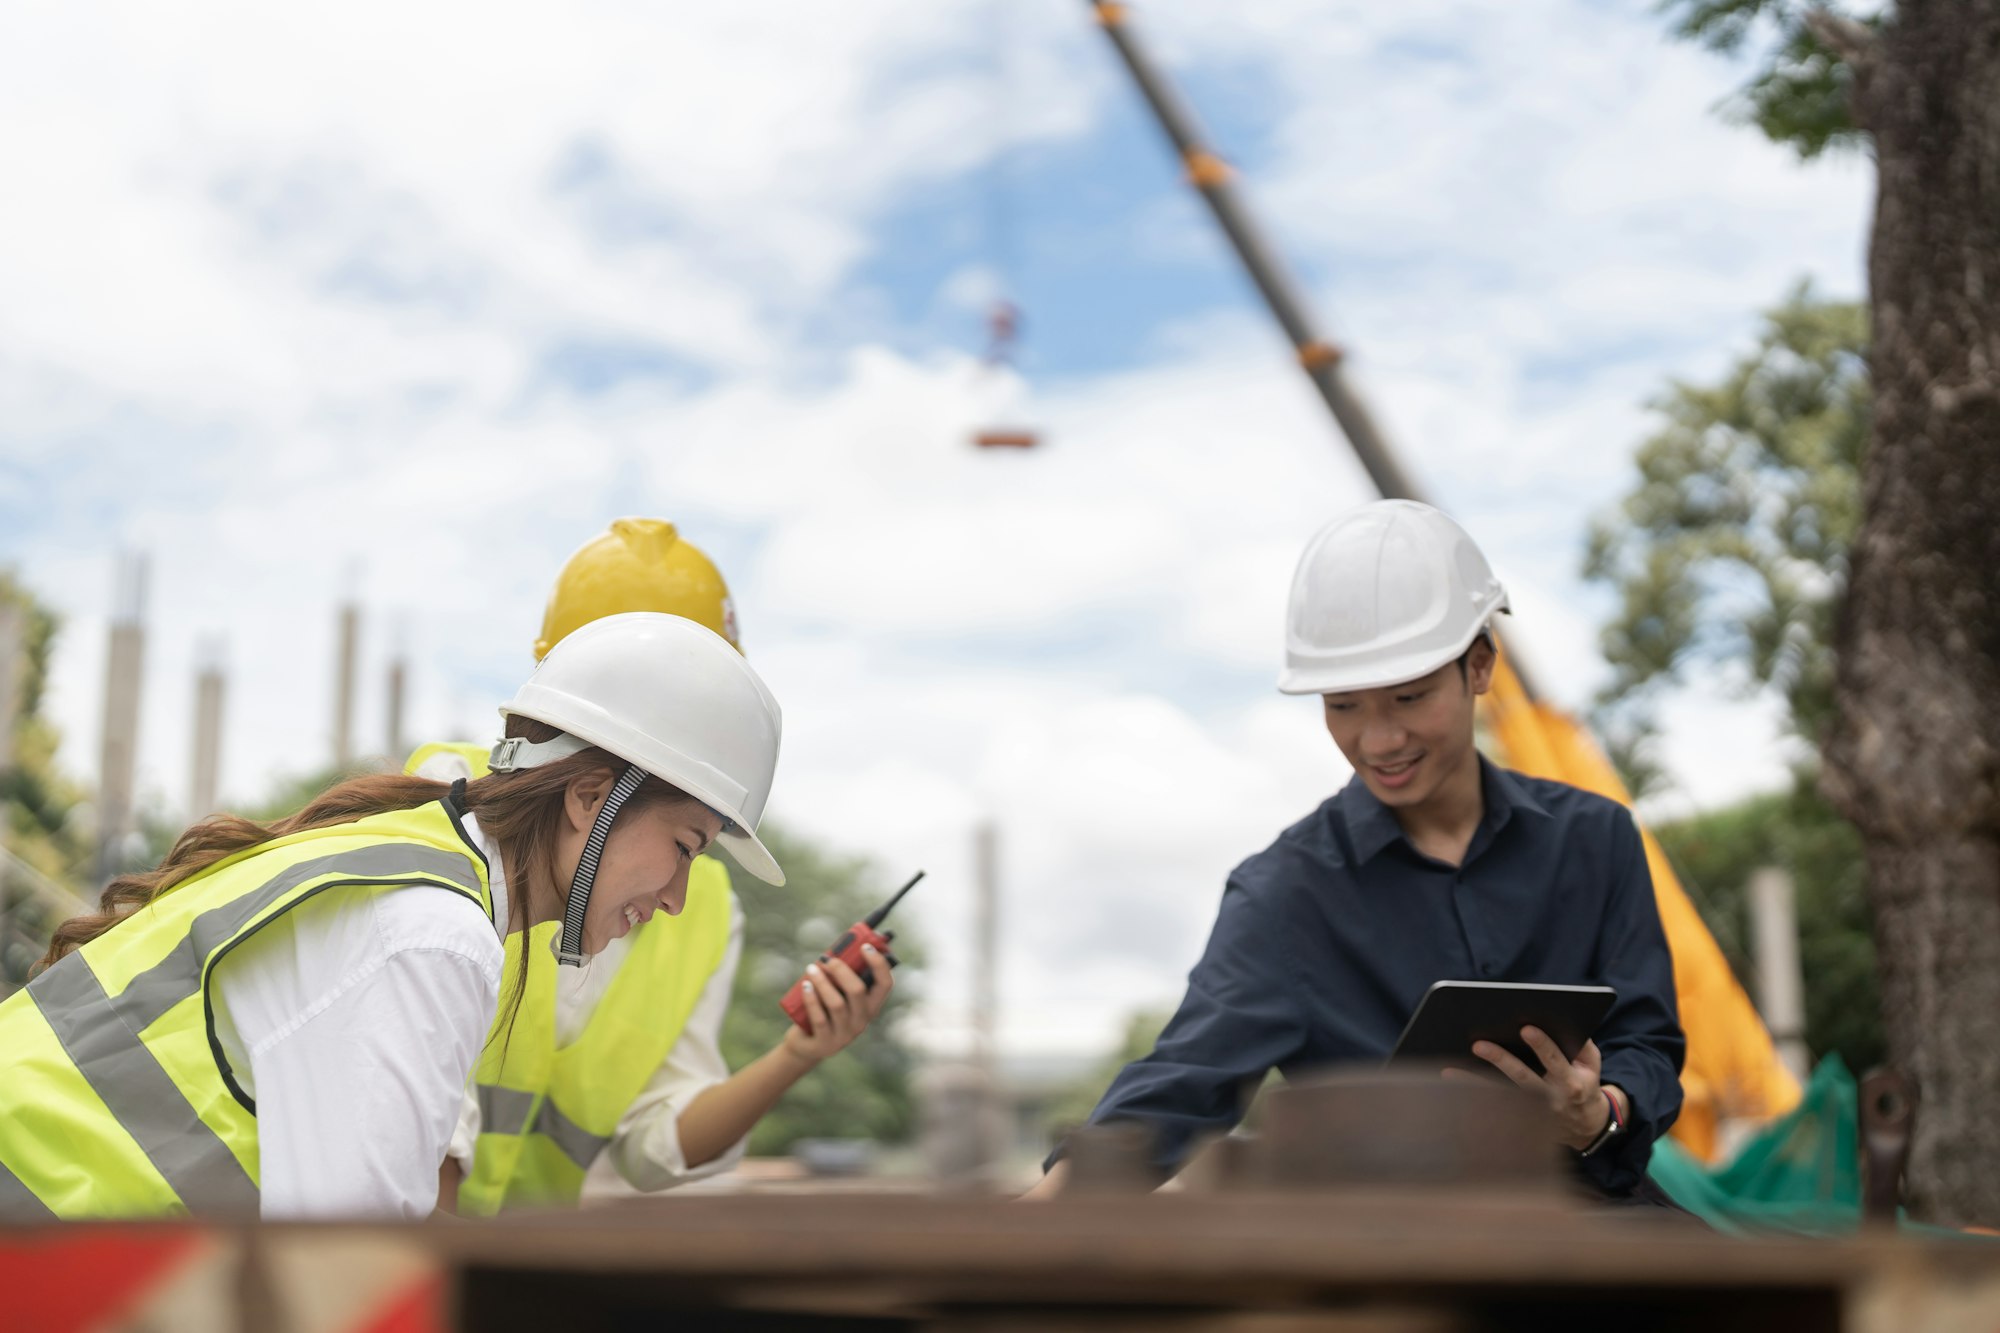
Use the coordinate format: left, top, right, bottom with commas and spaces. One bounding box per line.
419, 1191, 1866, 1290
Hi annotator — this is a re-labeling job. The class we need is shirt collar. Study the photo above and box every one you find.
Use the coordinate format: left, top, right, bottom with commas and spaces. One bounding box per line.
1337, 774, 1407, 865
1336, 753, 1549, 865
1484, 759, 1552, 823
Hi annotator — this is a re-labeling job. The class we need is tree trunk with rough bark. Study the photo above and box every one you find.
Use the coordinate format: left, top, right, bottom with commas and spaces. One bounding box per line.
1821, 0, 2000, 1228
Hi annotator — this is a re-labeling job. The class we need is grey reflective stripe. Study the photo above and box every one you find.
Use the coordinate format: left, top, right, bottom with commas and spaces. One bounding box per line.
18, 838, 482, 1216
533, 1098, 611, 1171
113, 843, 486, 1034
0, 1159, 56, 1221
27, 958, 257, 1215
477, 1084, 536, 1137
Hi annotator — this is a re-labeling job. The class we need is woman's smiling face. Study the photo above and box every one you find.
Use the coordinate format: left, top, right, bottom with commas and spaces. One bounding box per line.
552, 770, 725, 955
580, 798, 724, 953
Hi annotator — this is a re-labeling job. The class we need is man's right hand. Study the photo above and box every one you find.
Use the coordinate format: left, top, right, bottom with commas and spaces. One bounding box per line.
1019, 1160, 1070, 1201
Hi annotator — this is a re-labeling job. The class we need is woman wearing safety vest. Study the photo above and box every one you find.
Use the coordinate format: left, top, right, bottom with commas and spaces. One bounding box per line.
420, 519, 896, 1214
0, 611, 787, 1220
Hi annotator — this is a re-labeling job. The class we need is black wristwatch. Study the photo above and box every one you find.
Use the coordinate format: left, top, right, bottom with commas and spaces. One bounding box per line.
1579, 1088, 1626, 1158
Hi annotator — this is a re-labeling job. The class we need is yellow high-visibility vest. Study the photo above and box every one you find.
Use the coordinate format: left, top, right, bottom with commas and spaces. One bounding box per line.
400, 743, 738, 1213
457, 856, 733, 1214
0, 800, 491, 1220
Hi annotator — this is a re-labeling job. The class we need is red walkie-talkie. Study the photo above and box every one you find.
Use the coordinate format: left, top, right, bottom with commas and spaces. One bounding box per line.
780, 871, 923, 1031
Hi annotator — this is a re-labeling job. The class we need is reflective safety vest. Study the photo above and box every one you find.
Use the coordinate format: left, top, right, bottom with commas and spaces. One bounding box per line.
0, 800, 492, 1220
405, 740, 492, 783
399, 740, 738, 1212
456, 854, 733, 1214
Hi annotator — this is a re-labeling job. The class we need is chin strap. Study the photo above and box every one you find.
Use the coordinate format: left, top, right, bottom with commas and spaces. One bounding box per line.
557, 763, 649, 967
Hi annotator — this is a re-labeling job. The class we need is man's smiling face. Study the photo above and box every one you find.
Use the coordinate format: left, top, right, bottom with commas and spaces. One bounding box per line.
1321, 640, 1494, 811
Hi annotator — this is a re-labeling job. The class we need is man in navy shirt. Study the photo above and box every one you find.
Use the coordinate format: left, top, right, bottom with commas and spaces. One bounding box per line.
1036, 501, 1683, 1199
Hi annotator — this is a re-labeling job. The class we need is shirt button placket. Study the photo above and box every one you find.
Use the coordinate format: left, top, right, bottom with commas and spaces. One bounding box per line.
1457, 871, 1496, 978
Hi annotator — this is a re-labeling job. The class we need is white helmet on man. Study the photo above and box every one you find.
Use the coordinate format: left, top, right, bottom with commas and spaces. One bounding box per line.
1277, 500, 1509, 696
491, 611, 785, 896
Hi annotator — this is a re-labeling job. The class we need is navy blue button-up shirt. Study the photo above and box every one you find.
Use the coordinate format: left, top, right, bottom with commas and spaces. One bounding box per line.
1075, 756, 1684, 1195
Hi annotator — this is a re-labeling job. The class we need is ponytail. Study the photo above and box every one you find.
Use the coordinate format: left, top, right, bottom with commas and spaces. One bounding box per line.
40, 722, 700, 987
39, 774, 450, 971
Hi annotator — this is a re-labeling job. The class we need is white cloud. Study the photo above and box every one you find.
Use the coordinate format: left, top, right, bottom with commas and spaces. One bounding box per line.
3, 0, 1867, 1068
0, 0, 1106, 427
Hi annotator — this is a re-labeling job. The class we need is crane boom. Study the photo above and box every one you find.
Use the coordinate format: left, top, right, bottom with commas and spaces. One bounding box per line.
1085, 2, 1422, 506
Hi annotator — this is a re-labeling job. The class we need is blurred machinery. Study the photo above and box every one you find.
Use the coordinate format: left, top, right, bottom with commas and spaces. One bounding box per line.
969, 0, 1042, 452
972, 301, 1040, 451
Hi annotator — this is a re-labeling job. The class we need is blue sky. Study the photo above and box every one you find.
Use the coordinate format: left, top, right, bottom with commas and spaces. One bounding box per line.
0, 0, 1870, 1057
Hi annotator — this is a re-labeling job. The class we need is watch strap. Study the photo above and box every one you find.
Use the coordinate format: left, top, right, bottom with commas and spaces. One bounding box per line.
1579, 1088, 1625, 1158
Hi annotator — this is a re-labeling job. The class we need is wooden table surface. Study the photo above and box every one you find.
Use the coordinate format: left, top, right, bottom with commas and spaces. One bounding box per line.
8, 1188, 1998, 1332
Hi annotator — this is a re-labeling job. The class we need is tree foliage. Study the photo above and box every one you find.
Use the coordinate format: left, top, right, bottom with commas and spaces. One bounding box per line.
713, 824, 922, 1155
1586, 288, 1879, 1078
1049, 1008, 1171, 1135
1651, 786, 1881, 1071
0, 573, 91, 989
1659, 0, 1876, 158
1584, 287, 1866, 756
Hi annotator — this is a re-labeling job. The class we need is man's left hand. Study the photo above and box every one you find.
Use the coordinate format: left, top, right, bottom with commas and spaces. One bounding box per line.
1469, 1028, 1624, 1152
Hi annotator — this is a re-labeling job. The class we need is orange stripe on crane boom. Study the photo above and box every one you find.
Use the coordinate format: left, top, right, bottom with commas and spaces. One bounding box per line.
1184, 150, 1233, 187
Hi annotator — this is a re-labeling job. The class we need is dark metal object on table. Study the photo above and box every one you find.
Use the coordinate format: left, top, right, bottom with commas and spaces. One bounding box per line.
1244, 1070, 1563, 1193
1062, 1121, 1164, 1196
1858, 1067, 1916, 1221
792, 1137, 876, 1178
1176, 1131, 1255, 1194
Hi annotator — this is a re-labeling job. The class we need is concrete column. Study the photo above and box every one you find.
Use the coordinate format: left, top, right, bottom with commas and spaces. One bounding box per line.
96, 555, 147, 886
332, 603, 359, 770
1749, 866, 1811, 1081
972, 822, 1009, 1176
189, 642, 225, 819
973, 821, 1000, 1075
385, 657, 407, 763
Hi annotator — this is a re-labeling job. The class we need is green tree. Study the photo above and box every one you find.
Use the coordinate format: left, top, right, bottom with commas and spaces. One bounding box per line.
1585, 288, 1866, 757
1049, 1008, 1171, 1135
240, 765, 366, 822
1586, 287, 1881, 1090
1651, 788, 1881, 1072
1660, 1, 1876, 158
714, 825, 922, 1155
0, 573, 91, 990
1664, 0, 2000, 1225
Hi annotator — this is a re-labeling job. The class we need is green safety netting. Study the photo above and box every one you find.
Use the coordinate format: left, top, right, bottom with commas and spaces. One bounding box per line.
1647, 1054, 1986, 1239
1647, 1054, 1862, 1235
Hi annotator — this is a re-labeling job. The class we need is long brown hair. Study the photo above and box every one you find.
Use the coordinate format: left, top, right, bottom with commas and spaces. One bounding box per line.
39, 719, 698, 975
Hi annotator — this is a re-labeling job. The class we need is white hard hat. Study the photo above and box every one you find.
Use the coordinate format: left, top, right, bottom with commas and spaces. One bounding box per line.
1277, 500, 1509, 696
492, 611, 785, 886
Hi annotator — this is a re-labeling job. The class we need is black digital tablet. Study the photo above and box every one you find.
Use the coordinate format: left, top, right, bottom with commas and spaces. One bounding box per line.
1389, 980, 1617, 1077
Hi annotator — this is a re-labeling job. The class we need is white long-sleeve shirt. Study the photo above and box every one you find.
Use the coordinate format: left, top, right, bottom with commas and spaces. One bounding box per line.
209, 816, 508, 1219
446, 895, 748, 1197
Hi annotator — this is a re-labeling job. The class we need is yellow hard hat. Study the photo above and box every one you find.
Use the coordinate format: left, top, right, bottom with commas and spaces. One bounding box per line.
534, 518, 741, 661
